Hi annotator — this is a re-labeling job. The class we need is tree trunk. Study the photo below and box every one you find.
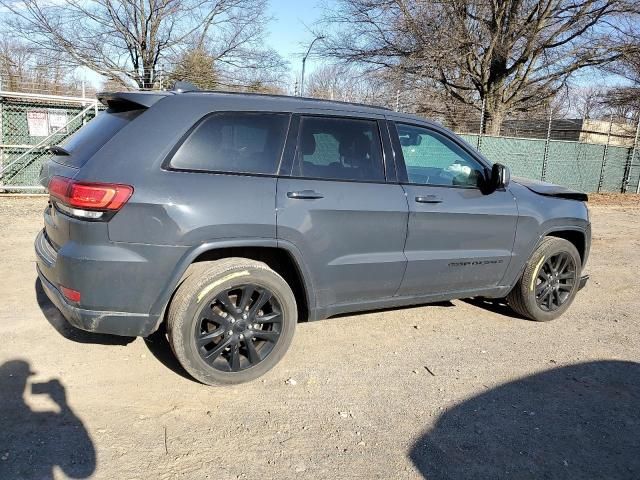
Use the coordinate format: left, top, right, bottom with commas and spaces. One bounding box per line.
483, 97, 507, 135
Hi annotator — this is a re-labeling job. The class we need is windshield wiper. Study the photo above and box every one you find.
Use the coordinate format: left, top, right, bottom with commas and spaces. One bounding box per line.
47, 145, 70, 156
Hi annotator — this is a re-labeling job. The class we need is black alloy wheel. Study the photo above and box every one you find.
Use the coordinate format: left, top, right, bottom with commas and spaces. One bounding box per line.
535, 252, 577, 312
194, 285, 282, 372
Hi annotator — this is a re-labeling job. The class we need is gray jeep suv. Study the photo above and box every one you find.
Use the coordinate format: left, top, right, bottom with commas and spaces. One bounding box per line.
35, 87, 590, 385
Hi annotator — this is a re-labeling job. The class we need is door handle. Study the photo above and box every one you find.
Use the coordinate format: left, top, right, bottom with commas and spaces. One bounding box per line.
415, 195, 442, 204
287, 190, 324, 200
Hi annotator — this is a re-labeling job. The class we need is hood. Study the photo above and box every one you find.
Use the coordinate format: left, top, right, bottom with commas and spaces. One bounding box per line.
512, 177, 588, 202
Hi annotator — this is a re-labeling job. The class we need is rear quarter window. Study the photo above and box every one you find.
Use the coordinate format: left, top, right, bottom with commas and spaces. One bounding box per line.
168, 112, 290, 175
54, 108, 144, 168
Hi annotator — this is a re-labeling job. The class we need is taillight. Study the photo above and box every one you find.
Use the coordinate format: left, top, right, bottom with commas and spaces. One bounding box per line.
48, 176, 133, 219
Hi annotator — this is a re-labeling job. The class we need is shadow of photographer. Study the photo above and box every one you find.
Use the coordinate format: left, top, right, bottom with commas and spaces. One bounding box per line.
0, 360, 96, 479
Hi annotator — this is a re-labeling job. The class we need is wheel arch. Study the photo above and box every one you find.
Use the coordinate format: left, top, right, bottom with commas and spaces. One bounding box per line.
544, 228, 588, 265
150, 239, 316, 329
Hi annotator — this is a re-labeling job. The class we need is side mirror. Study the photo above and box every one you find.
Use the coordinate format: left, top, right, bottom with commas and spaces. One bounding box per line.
491, 163, 510, 191
481, 163, 510, 194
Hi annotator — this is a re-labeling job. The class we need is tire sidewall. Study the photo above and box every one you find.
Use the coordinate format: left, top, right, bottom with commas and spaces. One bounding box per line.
172, 265, 297, 385
521, 239, 582, 322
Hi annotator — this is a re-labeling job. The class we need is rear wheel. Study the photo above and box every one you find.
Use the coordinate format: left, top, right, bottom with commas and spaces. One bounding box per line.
167, 258, 297, 385
507, 237, 582, 322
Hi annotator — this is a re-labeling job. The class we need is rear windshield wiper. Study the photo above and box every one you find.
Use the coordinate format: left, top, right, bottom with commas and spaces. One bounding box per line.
47, 145, 70, 156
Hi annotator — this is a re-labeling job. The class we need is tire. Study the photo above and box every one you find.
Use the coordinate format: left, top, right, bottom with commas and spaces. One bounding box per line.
507, 237, 582, 322
166, 258, 297, 385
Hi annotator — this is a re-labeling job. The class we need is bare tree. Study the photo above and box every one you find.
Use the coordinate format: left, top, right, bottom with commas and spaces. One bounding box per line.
305, 64, 403, 108
168, 48, 219, 90
0, 39, 75, 93
319, 0, 638, 134
572, 87, 607, 119
602, 17, 640, 114
0, 0, 280, 90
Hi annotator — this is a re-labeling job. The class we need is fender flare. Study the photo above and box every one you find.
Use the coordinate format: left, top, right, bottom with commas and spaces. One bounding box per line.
517, 225, 589, 281
148, 237, 316, 322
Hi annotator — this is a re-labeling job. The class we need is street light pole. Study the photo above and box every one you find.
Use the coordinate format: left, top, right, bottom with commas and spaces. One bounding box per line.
300, 35, 325, 97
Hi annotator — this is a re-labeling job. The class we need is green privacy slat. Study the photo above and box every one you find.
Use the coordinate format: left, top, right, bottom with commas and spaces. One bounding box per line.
627, 149, 640, 193
461, 133, 635, 193
600, 146, 629, 193
544, 141, 604, 193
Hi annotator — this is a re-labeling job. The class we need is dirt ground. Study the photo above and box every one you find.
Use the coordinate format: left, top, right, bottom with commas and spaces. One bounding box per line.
1, 195, 639, 480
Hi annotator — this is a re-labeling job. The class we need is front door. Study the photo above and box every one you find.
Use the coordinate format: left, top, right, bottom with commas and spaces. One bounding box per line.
390, 121, 518, 296
277, 114, 408, 309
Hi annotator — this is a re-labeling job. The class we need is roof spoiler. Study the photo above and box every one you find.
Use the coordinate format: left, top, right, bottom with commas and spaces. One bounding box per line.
96, 91, 171, 109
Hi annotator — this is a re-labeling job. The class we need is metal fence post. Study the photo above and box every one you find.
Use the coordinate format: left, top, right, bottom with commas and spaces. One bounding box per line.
0, 75, 3, 179
597, 113, 613, 193
477, 98, 485, 151
81, 80, 87, 125
633, 116, 640, 194
622, 115, 640, 193
541, 107, 553, 181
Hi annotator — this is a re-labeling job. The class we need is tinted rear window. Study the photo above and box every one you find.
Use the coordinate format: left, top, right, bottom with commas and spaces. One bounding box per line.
169, 112, 290, 175
54, 109, 143, 168
293, 116, 385, 182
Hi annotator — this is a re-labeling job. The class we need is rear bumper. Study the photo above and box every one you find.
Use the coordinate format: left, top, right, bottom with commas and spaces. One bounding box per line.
34, 226, 179, 337
37, 264, 160, 337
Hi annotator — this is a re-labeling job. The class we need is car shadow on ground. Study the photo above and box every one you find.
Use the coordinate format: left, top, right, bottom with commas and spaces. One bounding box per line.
410, 360, 640, 479
0, 359, 96, 479
461, 297, 529, 320
35, 279, 135, 346
35, 279, 193, 380
143, 325, 193, 381
331, 300, 456, 321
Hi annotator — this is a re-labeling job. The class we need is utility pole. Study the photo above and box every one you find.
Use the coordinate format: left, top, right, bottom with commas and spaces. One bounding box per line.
300, 35, 325, 97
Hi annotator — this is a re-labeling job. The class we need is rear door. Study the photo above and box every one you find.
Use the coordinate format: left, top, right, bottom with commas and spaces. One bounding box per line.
389, 121, 518, 296
276, 113, 408, 310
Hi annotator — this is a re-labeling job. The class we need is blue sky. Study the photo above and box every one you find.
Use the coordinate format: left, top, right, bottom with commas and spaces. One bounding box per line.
266, 0, 330, 77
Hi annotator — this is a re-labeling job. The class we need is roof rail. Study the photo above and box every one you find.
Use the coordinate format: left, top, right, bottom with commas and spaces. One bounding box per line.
183, 89, 392, 111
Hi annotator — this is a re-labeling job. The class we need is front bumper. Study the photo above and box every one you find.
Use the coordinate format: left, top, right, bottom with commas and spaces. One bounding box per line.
37, 265, 160, 337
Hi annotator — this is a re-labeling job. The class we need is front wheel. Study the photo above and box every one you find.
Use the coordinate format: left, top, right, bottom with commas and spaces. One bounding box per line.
507, 237, 582, 322
167, 258, 297, 385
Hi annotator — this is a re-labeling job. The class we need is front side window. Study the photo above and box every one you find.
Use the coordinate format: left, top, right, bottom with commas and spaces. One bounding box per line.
396, 123, 485, 187
294, 116, 385, 182
170, 112, 290, 174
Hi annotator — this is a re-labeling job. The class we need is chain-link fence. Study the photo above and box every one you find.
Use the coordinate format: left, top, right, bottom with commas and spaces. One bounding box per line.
0, 91, 100, 191
412, 100, 640, 194
1, 87, 639, 193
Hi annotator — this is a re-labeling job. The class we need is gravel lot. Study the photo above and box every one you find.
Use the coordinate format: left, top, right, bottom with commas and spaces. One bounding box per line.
1, 195, 639, 480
